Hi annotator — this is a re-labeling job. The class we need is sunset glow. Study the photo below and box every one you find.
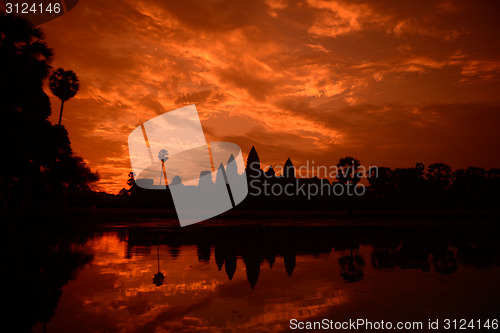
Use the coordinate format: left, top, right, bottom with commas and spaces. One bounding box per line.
39, 0, 500, 193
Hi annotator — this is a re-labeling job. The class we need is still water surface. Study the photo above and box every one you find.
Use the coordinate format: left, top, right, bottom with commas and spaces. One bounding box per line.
23, 223, 500, 332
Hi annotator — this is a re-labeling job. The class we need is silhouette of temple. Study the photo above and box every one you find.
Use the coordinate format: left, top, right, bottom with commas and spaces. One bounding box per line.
242, 146, 335, 209
123, 145, 500, 211
283, 158, 295, 179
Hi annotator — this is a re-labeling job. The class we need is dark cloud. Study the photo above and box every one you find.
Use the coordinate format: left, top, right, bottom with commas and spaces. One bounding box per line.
148, 0, 270, 31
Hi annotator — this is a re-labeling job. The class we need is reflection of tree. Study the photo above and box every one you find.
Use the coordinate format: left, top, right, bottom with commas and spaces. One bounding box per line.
433, 249, 458, 275
458, 242, 497, 270
338, 248, 365, 283
398, 241, 431, 272
5, 235, 93, 332
197, 243, 211, 262
153, 245, 165, 286
122, 226, 500, 295
371, 246, 400, 269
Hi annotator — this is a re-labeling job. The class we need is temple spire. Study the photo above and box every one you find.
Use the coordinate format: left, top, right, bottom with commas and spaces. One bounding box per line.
246, 146, 261, 178
284, 158, 295, 178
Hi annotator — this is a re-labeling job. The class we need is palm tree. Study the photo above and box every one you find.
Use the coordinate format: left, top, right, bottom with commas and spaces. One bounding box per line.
158, 149, 169, 186
49, 68, 79, 125
0, 13, 53, 116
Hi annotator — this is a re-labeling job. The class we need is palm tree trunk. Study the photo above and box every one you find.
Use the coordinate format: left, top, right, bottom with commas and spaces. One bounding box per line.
157, 245, 160, 272
161, 160, 168, 187
58, 100, 65, 125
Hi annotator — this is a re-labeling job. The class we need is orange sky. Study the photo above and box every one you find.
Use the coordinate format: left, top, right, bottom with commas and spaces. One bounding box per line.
38, 0, 500, 193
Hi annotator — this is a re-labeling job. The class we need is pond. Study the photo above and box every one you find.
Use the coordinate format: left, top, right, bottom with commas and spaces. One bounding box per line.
6, 222, 500, 332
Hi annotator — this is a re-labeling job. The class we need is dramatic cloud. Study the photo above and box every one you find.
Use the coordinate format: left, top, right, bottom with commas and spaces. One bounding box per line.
41, 0, 500, 192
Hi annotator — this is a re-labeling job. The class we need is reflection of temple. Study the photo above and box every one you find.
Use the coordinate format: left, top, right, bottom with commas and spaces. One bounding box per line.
122, 225, 499, 289
243, 251, 260, 289
15, 224, 498, 331
224, 251, 237, 280
197, 243, 211, 262
284, 250, 296, 277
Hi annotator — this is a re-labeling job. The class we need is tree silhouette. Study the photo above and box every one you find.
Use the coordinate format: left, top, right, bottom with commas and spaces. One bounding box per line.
427, 162, 452, 192
127, 172, 136, 187
0, 14, 97, 209
0, 13, 53, 118
158, 149, 169, 185
368, 166, 393, 199
49, 68, 79, 125
336, 156, 361, 185
0, 13, 52, 75
390, 163, 426, 207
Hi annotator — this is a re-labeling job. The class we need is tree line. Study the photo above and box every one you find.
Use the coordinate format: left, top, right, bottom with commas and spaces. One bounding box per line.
120, 146, 500, 211
0, 13, 99, 214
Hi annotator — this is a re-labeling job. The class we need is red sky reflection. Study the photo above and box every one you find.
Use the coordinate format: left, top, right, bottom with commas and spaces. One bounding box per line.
32, 232, 500, 332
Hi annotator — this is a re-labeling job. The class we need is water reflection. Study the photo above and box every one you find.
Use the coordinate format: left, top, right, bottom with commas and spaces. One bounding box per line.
9, 224, 500, 332
4, 231, 94, 333
153, 245, 165, 287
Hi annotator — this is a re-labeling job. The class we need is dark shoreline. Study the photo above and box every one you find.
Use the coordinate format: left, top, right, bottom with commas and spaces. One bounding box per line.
3, 206, 499, 233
